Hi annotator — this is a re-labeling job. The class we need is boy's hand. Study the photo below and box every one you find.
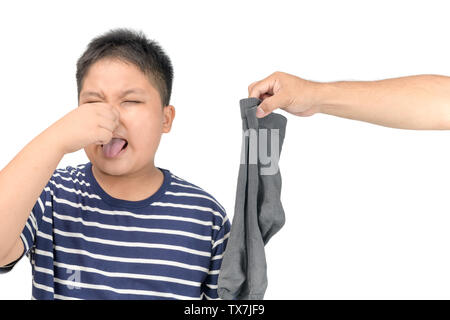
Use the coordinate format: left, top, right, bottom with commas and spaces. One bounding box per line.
248, 71, 321, 118
52, 102, 120, 154
0, 102, 118, 262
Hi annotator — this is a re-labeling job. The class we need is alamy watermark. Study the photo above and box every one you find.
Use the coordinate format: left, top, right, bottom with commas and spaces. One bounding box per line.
240, 128, 280, 175
66, 268, 81, 290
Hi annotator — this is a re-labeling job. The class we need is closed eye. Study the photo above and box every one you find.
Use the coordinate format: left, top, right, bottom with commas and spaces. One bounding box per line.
124, 101, 141, 104
84, 100, 142, 104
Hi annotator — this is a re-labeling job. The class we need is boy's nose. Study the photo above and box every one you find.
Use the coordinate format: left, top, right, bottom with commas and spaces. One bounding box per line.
112, 104, 121, 119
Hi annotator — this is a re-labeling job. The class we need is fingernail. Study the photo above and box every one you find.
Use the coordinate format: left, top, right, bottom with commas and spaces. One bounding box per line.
256, 107, 265, 118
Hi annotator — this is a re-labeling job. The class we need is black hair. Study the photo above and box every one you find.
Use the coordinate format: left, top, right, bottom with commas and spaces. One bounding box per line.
76, 28, 174, 106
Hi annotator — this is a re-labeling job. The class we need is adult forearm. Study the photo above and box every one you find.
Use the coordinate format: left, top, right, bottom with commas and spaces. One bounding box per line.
317, 74, 450, 130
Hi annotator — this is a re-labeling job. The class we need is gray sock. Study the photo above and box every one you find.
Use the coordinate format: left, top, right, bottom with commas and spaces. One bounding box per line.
257, 107, 287, 244
218, 97, 287, 300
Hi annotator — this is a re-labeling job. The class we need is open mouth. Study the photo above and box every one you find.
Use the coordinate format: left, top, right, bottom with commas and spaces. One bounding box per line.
100, 140, 128, 149
101, 138, 128, 158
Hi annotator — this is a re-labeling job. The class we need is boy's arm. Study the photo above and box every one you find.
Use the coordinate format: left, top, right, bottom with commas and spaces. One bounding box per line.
0, 238, 24, 272
203, 213, 231, 300
0, 101, 119, 267
318, 74, 450, 130
0, 124, 65, 266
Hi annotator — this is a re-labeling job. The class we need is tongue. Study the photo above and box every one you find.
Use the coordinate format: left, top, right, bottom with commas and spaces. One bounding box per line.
102, 138, 127, 158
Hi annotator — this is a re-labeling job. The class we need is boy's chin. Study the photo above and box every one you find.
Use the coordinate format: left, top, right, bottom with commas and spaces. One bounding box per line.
94, 158, 132, 176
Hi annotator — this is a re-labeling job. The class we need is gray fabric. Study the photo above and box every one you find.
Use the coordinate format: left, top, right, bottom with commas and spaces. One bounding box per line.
218, 97, 287, 300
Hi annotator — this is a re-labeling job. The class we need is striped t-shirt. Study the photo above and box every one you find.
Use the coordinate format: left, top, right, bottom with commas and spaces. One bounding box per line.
1, 162, 230, 300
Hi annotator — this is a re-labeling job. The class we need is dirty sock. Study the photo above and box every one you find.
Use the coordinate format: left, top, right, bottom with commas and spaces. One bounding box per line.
218, 97, 287, 300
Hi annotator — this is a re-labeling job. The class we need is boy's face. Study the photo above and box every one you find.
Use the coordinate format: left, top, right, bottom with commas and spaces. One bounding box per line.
79, 58, 174, 177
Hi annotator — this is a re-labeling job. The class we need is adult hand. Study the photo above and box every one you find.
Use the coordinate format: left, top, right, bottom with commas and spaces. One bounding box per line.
248, 71, 321, 118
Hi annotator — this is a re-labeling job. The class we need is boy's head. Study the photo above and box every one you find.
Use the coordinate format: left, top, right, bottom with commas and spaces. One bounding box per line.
76, 28, 175, 177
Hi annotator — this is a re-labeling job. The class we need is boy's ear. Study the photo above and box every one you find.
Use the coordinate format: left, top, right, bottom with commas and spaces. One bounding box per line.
162, 105, 175, 133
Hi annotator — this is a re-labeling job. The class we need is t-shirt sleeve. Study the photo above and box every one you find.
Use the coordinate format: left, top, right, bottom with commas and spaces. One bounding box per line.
0, 177, 53, 273
202, 206, 231, 300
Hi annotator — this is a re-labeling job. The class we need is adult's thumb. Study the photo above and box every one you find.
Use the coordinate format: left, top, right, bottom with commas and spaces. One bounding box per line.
256, 95, 286, 118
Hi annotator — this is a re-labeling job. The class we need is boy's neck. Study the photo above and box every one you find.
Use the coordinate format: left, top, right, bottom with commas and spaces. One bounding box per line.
91, 163, 164, 202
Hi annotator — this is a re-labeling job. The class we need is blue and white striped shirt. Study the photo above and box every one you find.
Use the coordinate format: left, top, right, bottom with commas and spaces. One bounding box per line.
4, 162, 230, 300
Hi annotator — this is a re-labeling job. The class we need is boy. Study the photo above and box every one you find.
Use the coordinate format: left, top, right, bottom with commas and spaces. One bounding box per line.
0, 28, 230, 300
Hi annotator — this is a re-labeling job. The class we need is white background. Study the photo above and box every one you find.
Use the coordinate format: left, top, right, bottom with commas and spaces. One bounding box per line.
1, 0, 450, 299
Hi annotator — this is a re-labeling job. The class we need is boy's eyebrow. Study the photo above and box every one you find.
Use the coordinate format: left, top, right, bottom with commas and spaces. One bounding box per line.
80, 91, 105, 99
80, 88, 145, 99
119, 88, 145, 97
